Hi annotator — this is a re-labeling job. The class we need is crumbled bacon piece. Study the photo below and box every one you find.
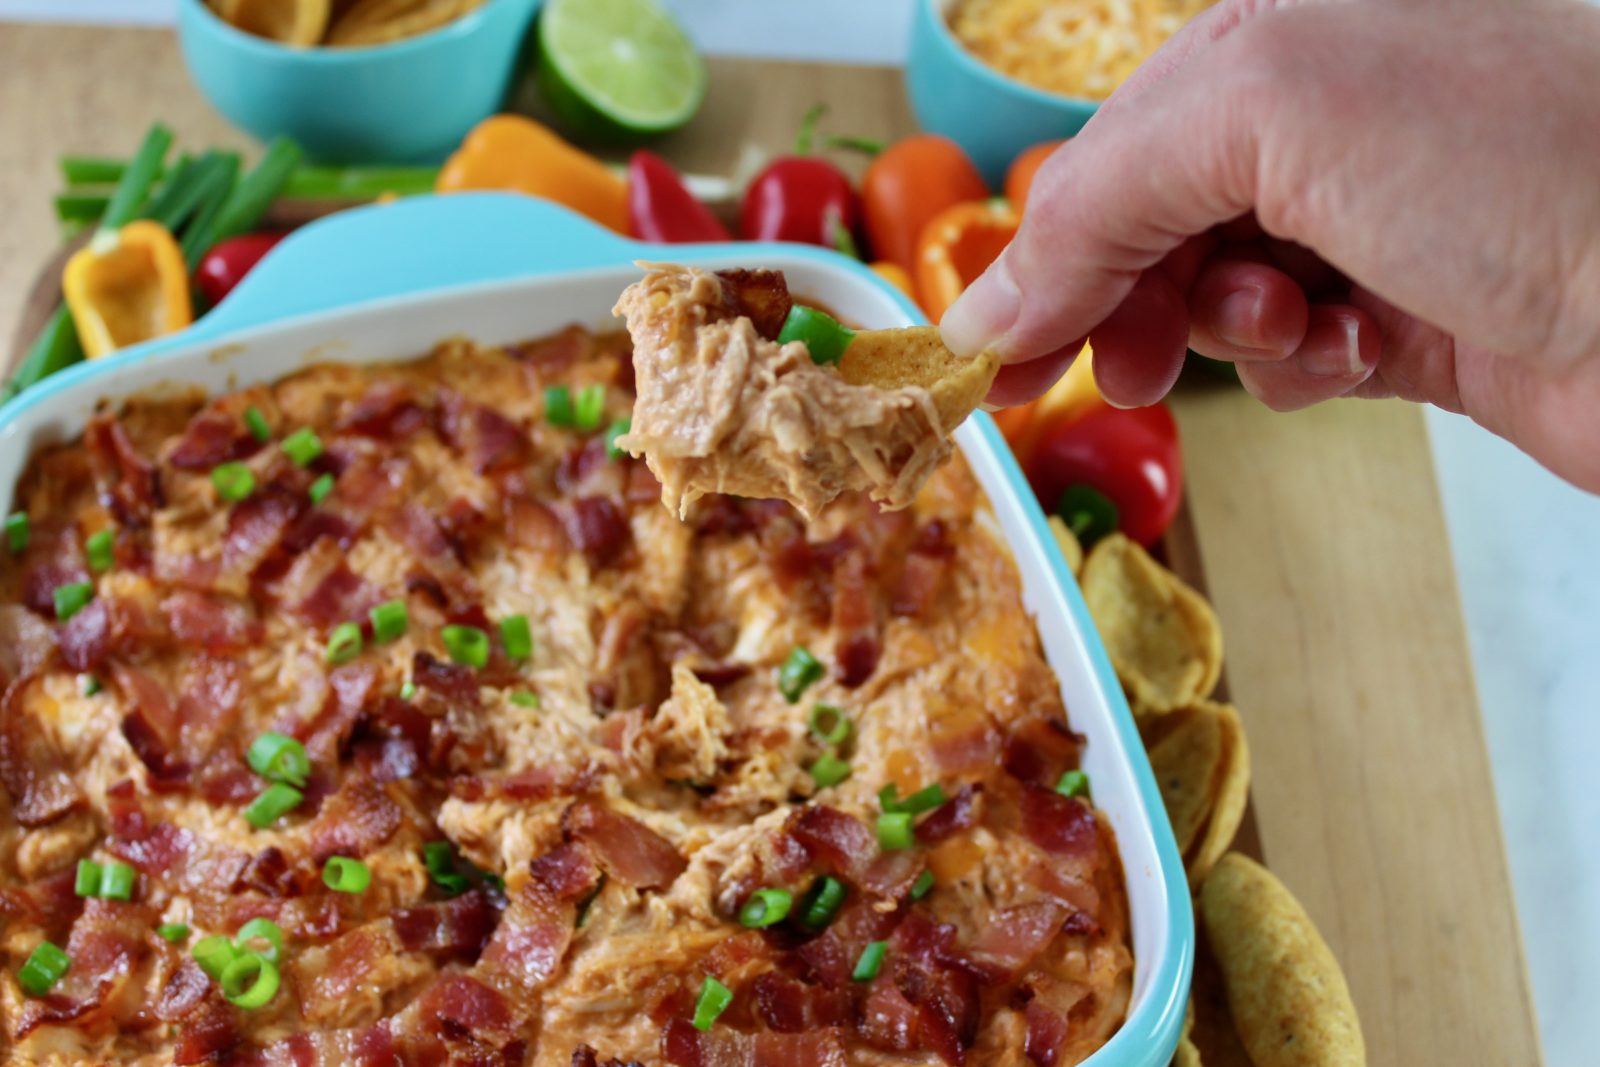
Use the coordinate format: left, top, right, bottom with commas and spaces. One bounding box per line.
660, 1018, 848, 1067
305, 779, 403, 864
222, 486, 303, 580
391, 889, 498, 958
891, 521, 954, 617
563, 799, 685, 889
168, 409, 258, 470
915, 785, 982, 846
162, 590, 262, 652
338, 381, 431, 439
714, 268, 794, 340
19, 523, 89, 617
1002, 716, 1084, 787
753, 971, 851, 1032
1019, 786, 1100, 857
1024, 1000, 1071, 1067
788, 805, 921, 899
0, 604, 55, 685
86, 414, 162, 523
413, 651, 479, 708
564, 496, 630, 568
0, 680, 83, 825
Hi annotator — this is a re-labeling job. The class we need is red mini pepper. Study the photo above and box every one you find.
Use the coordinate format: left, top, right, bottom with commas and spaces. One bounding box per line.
627, 150, 731, 243
740, 105, 860, 248
1023, 398, 1184, 547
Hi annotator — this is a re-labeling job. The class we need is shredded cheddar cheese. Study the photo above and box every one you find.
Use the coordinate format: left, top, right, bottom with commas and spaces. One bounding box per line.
949, 0, 1217, 100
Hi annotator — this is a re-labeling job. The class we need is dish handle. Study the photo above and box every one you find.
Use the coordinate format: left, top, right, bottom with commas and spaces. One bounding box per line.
190, 193, 645, 341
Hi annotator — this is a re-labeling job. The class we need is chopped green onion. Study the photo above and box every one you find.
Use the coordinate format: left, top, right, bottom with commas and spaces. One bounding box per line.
142, 151, 232, 233
4, 513, 28, 554
246, 732, 310, 788
499, 615, 532, 661
801, 876, 847, 930
442, 625, 489, 669
210, 137, 302, 247
852, 940, 888, 981
910, 870, 935, 900
82, 675, 102, 697
179, 154, 242, 273
308, 472, 336, 505
739, 888, 793, 929
323, 857, 371, 894
85, 528, 115, 573
280, 428, 323, 467
101, 123, 173, 233
191, 935, 238, 980
1054, 485, 1119, 550
808, 754, 852, 789
18, 941, 70, 996
243, 783, 303, 828
54, 581, 94, 621
574, 384, 606, 430
424, 841, 468, 896
544, 384, 575, 427
399, 680, 417, 701
234, 918, 283, 964
1055, 769, 1091, 799
75, 860, 103, 897
243, 406, 271, 442
220, 953, 280, 1009
370, 599, 408, 644
157, 923, 190, 943
877, 812, 914, 851
778, 305, 857, 366
211, 462, 255, 501
604, 417, 631, 459
325, 621, 362, 665
509, 691, 539, 708
880, 783, 947, 816
692, 976, 733, 1032
778, 646, 824, 704
808, 703, 851, 746
60, 155, 128, 185
5, 305, 85, 404
100, 861, 136, 901
282, 164, 440, 200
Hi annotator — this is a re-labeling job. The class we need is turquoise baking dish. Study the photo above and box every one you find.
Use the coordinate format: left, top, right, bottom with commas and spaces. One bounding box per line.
0, 194, 1190, 1065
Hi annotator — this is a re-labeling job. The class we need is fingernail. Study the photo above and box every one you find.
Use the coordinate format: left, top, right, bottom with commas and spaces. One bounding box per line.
1214, 286, 1268, 350
1297, 311, 1368, 377
940, 256, 1022, 358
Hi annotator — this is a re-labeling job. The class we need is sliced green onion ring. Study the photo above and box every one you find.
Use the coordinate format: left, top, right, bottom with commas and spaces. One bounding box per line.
801, 876, 847, 930
852, 939, 888, 981
100, 860, 136, 901
808, 703, 851, 746
157, 923, 190, 943
5, 512, 29, 554
325, 621, 363, 665
877, 812, 914, 851
220, 953, 280, 1009
191, 935, 239, 980
280, 428, 324, 467
244, 406, 271, 442
18, 941, 70, 996
370, 599, 408, 644
692, 976, 733, 1032
246, 731, 310, 788
499, 615, 533, 661
85, 528, 115, 573
234, 917, 284, 963
509, 691, 539, 708
778, 646, 824, 704
604, 417, 631, 459
910, 870, 935, 901
243, 782, 303, 829
574, 383, 606, 430
544, 384, 575, 427
53, 581, 95, 621
75, 860, 103, 897
308, 472, 335, 505
738, 888, 793, 929
322, 856, 372, 894
808, 754, 852, 789
441, 624, 489, 669
1055, 769, 1091, 799
211, 461, 255, 502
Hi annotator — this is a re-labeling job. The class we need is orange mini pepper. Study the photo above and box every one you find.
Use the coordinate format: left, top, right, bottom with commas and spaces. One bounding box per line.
62, 220, 193, 360
862, 134, 989, 273
913, 199, 1020, 324
436, 115, 629, 234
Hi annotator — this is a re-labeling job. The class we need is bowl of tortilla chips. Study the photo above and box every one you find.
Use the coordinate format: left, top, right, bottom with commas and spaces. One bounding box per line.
177, 0, 540, 163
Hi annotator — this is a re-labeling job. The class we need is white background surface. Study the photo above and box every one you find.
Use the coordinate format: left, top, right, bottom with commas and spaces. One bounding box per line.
3, 2, 1598, 1064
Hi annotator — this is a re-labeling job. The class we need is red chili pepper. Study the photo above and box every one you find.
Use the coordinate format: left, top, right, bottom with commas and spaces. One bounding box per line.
195, 232, 286, 308
626, 150, 731, 244
1023, 398, 1184, 547
739, 105, 860, 248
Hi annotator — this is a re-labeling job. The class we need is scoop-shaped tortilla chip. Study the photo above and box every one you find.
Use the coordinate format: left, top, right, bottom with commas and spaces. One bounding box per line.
1144, 700, 1251, 887
1080, 532, 1223, 713
1201, 854, 1367, 1067
1174, 998, 1203, 1067
215, 0, 330, 45
839, 326, 1000, 434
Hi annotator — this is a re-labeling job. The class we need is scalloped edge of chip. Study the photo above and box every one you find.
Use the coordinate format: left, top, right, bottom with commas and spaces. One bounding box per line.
838, 326, 999, 434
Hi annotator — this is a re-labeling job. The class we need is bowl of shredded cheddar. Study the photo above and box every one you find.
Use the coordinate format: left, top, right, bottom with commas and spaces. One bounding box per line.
907, 0, 1215, 183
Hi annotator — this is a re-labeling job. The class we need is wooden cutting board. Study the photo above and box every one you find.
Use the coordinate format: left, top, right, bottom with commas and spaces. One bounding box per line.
0, 22, 1541, 1067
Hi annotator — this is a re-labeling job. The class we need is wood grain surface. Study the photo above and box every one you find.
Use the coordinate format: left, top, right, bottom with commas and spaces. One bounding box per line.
0, 21, 1541, 1066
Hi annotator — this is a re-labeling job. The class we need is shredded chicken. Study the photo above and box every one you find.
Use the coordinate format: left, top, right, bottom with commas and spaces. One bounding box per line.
615, 264, 952, 519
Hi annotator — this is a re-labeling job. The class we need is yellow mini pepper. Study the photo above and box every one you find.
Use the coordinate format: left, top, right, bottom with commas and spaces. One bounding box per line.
62, 220, 193, 360
436, 115, 629, 234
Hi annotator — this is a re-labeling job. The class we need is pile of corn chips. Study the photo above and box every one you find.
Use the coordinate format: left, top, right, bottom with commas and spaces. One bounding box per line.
1054, 523, 1368, 1066
208, 0, 487, 49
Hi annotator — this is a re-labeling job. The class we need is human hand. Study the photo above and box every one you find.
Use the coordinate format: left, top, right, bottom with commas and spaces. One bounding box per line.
940, 0, 1600, 491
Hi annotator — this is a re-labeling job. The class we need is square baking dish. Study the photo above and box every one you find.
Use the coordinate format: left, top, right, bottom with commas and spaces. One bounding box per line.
0, 193, 1191, 1066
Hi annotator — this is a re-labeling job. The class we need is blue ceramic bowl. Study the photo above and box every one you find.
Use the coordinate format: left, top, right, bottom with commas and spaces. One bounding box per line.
906, 0, 1099, 186
177, 0, 541, 164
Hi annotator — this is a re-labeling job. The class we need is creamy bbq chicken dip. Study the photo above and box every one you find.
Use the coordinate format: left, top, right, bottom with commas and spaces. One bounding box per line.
615, 265, 988, 520
0, 322, 1130, 1065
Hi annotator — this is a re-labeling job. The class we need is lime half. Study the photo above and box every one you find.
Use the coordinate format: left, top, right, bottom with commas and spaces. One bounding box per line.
537, 0, 707, 141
